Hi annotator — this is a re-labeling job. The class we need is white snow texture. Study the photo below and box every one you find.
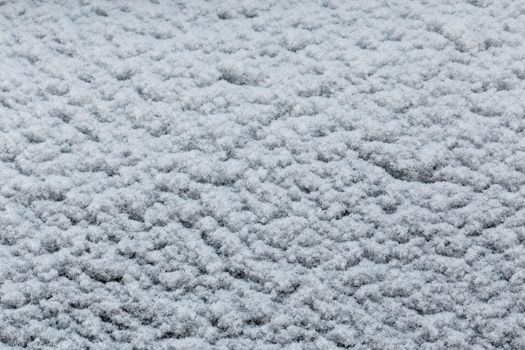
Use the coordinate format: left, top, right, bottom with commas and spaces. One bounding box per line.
1, 0, 525, 349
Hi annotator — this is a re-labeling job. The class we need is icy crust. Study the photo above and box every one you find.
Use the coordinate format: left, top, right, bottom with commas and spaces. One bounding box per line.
1, 0, 525, 349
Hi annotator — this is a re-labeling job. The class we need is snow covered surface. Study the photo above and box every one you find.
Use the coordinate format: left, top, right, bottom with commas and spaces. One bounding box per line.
1, 0, 525, 349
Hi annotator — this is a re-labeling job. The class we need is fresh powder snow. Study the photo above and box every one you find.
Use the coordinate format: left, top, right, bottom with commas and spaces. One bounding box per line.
0, 0, 525, 349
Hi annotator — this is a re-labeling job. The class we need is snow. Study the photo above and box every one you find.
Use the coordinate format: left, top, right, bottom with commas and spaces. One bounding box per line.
0, 0, 525, 348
